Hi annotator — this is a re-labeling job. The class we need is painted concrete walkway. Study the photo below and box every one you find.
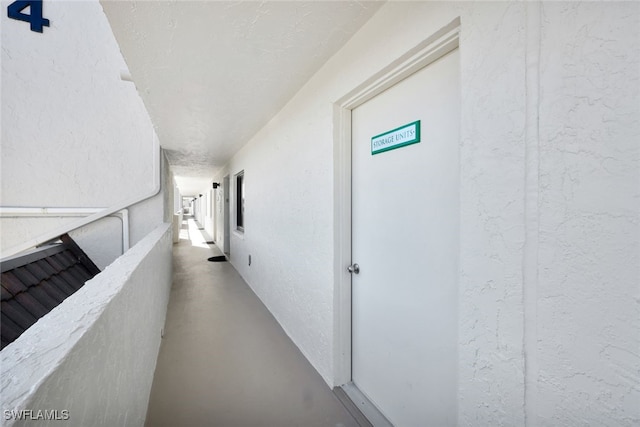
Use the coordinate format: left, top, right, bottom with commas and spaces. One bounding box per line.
144, 217, 358, 427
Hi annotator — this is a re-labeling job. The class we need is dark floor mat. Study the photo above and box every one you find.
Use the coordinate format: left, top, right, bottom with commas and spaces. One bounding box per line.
208, 256, 227, 262
205, 241, 215, 244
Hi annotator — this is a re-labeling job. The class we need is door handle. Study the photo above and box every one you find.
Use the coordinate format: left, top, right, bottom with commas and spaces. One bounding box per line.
347, 263, 360, 274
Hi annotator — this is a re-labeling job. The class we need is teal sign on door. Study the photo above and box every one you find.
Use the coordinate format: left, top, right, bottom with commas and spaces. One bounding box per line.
371, 120, 421, 155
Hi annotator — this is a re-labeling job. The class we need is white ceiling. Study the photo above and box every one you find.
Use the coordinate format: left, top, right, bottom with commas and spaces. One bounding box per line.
101, 1, 383, 196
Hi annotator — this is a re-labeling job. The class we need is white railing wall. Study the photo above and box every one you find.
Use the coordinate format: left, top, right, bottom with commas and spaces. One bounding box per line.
0, 223, 173, 427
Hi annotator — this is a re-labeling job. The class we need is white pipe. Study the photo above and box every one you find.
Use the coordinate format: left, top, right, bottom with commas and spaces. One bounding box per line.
0, 208, 130, 254
0, 207, 104, 217
0, 134, 160, 258
120, 209, 130, 252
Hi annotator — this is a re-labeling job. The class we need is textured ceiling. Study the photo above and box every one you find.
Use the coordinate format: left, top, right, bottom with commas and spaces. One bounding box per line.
101, 1, 383, 196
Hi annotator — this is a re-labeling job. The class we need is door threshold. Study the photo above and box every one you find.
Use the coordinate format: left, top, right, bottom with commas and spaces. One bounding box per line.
334, 382, 393, 427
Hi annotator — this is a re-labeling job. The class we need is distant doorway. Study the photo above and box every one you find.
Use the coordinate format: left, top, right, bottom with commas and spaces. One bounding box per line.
212, 187, 218, 243
223, 175, 230, 255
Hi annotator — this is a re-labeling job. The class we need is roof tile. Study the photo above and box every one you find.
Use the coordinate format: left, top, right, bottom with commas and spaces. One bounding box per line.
1, 300, 38, 329
1, 272, 28, 296
1, 235, 101, 350
11, 267, 41, 288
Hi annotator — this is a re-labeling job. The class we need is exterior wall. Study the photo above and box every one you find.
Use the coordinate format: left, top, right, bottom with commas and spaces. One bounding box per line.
69, 215, 125, 270
204, 189, 215, 239
0, 223, 172, 427
127, 150, 174, 247
202, 1, 639, 425
191, 189, 215, 238
535, 3, 640, 425
192, 196, 203, 225
1, 0, 161, 258
1, 215, 122, 269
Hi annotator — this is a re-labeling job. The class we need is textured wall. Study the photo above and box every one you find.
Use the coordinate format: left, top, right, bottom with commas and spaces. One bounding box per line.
535, 3, 640, 425
1, 0, 159, 254
0, 223, 172, 427
196, 1, 638, 424
69, 216, 124, 269
128, 150, 173, 248
205, 0, 529, 404
457, 3, 529, 424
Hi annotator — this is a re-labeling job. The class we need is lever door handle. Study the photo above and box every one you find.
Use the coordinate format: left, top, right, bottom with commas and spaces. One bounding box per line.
347, 263, 360, 274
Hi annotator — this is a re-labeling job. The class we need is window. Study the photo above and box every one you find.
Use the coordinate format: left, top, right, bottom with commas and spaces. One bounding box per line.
235, 171, 244, 231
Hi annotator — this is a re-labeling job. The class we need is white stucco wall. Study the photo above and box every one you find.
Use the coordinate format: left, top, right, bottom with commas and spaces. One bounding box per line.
534, 3, 640, 425
127, 150, 174, 247
0, 223, 172, 427
69, 215, 124, 269
1, 0, 163, 258
0, 215, 122, 269
201, 1, 638, 425
204, 189, 215, 240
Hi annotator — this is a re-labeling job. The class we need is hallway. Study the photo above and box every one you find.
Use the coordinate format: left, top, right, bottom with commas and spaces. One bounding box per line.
144, 218, 359, 427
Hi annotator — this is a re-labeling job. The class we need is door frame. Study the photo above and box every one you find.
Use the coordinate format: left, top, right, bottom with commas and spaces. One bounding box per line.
332, 18, 461, 387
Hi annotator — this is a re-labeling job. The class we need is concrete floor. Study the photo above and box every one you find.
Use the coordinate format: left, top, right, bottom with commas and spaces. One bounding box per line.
144, 218, 359, 427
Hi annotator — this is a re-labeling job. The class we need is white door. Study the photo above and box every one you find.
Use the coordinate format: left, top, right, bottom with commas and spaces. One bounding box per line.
351, 49, 460, 426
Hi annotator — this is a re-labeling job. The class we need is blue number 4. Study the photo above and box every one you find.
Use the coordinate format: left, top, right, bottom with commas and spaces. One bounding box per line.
7, 0, 49, 33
